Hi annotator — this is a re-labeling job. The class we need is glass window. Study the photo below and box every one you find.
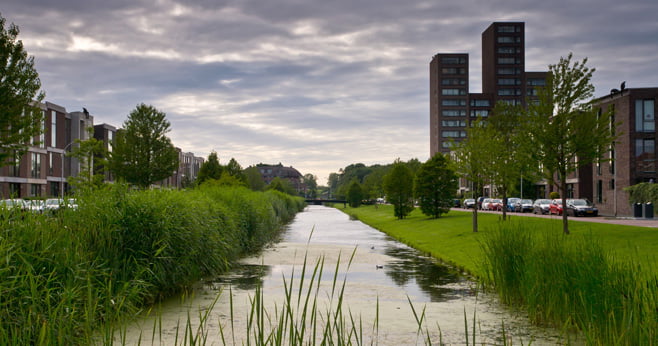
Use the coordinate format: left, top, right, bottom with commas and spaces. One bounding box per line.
442, 131, 466, 138
442, 120, 466, 127
497, 68, 520, 75
51, 110, 57, 147
108, 131, 113, 152
497, 25, 519, 33
497, 47, 520, 54
441, 57, 466, 64
441, 141, 454, 148
31, 184, 40, 197
527, 78, 546, 86
442, 109, 466, 117
442, 88, 466, 96
470, 110, 490, 118
500, 99, 522, 105
470, 99, 490, 107
635, 99, 655, 132
597, 180, 603, 203
49, 152, 53, 176
442, 99, 467, 106
9, 183, 20, 198
498, 78, 520, 85
31, 153, 41, 179
497, 36, 520, 43
441, 67, 466, 75
497, 57, 519, 65
441, 78, 466, 85
498, 88, 521, 96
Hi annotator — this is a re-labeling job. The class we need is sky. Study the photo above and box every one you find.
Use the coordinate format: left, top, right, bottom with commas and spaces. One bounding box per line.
2, 0, 658, 184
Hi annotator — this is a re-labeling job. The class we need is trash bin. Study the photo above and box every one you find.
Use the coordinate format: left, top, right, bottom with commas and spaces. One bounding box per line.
634, 203, 643, 218
645, 202, 654, 219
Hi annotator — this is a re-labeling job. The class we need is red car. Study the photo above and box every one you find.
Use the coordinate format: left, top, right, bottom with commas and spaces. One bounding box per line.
549, 199, 564, 215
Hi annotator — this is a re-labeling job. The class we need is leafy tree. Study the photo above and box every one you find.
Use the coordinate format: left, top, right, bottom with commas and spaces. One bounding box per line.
0, 13, 45, 166
67, 128, 107, 191
303, 173, 318, 198
196, 151, 223, 185
225, 157, 247, 183
109, 104, 179, 188
414, 153, 458, 218
383, 159, 415, 219
362, 165, 389, 200
346, 179, 364, 208
527, 53, 618, 234
452, 121, 492, 232
244, 166, 265, 191
327, 172, 340, 198
267, 177, 296, 195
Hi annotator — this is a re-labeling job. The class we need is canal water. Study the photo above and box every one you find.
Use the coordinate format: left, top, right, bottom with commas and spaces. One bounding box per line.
118, 205, 565, 345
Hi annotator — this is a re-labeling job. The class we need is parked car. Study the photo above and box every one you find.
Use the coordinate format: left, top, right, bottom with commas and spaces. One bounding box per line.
476, 197, 486, 210
453, 199, 461, 208
533, 199, 552, 214
489, 198, 504, 211
514, 199, 534, 213
506, 198, 521, 212
566, 199, 598, 216
549, 199, 564, 215
462, 198, 476, 209
481, 198, 493, 210
23, 199, 44, 213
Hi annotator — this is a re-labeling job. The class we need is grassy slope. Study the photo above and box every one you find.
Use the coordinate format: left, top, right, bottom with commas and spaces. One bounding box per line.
337, 205, 658, 277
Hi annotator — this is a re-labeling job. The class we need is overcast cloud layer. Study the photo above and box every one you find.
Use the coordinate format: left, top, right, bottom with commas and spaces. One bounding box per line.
2, 0, 657, 183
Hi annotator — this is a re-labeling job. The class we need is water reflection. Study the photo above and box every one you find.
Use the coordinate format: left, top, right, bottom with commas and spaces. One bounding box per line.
211, 263, 271, 290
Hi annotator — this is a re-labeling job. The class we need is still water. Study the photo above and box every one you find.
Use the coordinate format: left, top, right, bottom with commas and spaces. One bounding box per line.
119, 205, 564, 345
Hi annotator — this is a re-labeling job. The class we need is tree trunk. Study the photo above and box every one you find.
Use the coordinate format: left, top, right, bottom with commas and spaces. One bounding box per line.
472, 206, 478, 232
561, 179, 570, 235
501, 191, 508, 221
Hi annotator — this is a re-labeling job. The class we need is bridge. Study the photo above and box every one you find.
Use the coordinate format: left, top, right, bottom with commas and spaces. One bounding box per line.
305, 199, 347, 206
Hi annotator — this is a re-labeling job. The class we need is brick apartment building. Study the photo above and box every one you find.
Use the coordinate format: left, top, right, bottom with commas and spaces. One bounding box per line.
0, 101, 204, 198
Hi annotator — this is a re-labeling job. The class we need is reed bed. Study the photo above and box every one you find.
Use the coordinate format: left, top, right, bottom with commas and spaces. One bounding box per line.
0, 184, 304, 345
481, 221, 658, 344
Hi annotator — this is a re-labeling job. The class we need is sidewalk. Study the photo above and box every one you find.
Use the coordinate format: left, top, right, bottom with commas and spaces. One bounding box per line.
453, 208, 658, 228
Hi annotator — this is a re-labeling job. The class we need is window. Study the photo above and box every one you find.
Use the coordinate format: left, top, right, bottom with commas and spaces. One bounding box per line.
441, 78, 466, 85
441, 67, 466, 75
498, 78, 520, 85
635, 99, 655, 132
31, 153, 41, 179
441, 141, 454, 148
39, 117, 45, 148
442, 99, 466, 106
497, 57, 519, 64
527, 78, 546, 86
498, 88, 521, 96
442, 88, 466, 96
108, 131, 113, 152
51, 110, 57, 147
442, 109, 466, 117
470, 99, 490, 107
442, 120, 466, 127
497, 36, 520, 43
609, 179, 615, 190
527, 88, 538, 96
500, 99, 522, 105
497, 47, 520, 54
470, 110, 489, 118
442, 131, 466, 138
497, 25, 519, 33
31, 184, 41, 197
48, 152, 54, 176
9, 183, 20, 198
441, 56, 466, 64
50, 182, 59, 197
635, 139, 656, 173
597, 180, 603, 203
10, 151, 20, 177
497, 68, 520, 75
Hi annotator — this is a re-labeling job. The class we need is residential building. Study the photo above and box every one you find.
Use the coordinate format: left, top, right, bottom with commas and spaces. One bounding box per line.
592, 87, 657, 216
256, 163, 304, 193
93, 123, 117, 183
430, 22, 547, 156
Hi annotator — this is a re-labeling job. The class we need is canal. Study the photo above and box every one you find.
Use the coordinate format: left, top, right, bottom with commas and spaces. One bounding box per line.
118, 205, 564, 345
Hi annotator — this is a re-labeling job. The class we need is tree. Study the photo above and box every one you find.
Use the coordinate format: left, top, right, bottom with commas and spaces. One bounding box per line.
383, 159, 415, 219
109, 104, 179, 188
225, 157, 247, 183
196, 151, 223, 185
267, 177, 296, 195
303, 173, 318, 198
414, 153, 458, 218
244, 166, 265, 191
0, 13, 45, 166
527, 53, 618, 234
67, 128, 107, 191
346, 179, 364, 208
452, 121, 492, 232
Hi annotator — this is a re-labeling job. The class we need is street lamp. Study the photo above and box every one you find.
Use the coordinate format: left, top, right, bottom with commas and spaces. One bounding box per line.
60, 142, 74, 198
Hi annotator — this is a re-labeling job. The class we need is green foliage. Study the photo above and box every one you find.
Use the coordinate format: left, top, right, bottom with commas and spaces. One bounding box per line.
109, 104, 179, 188
527, 53, 619, 234
0, 183, 304, 344
346, 179, 364, 208
303, 173, 318, 198
244, 165, 265, 191
267, 177, 297, 195
67, 128, 108, 191
414, 153, 458, 218
0, 13, 45, 166
549, 191, 560, 199
196, 151, 223, 185
482, 222, 658, 344
225, 157, 247, 183
383, 159, 415, 219
625, 182, 658, 204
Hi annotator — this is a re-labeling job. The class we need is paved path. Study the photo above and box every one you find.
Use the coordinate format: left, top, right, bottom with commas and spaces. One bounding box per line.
452, 208, 658, 228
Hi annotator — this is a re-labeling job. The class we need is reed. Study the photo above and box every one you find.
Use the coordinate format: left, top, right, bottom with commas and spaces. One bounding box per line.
481, 221, 658, 344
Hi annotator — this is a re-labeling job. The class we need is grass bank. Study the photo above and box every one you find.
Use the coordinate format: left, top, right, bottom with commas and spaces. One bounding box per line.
337, 204, 658, 277
0, 184, 305, 345
338, 204, 658, 344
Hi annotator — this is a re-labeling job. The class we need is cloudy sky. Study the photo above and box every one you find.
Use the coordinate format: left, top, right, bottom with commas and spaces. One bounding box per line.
2, 0, 657, 184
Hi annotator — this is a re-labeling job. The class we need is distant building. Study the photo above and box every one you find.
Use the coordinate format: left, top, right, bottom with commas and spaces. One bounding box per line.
256, 163, 304, 193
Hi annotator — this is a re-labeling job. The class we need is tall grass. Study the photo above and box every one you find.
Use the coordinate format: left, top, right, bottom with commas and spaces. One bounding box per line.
481, 221, 658, 344
0, 183, 304, 344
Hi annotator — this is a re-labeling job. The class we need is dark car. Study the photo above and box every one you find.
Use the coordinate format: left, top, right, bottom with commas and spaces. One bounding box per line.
514, 199, 534, 213
566, 199, 598, 217
477, 197, 486, 210
533, 199, 552, 214
506, 198, 520, 212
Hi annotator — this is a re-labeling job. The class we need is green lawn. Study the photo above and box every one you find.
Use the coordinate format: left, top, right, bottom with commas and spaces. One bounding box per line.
336, 205, 658, 277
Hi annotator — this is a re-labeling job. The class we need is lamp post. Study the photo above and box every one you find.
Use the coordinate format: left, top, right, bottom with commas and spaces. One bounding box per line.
60, 142, 74, 198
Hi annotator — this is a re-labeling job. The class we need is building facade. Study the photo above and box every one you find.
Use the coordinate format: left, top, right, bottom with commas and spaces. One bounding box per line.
430, 22, 548, 156
592, 87, 657, 216
256, 163, 304, 193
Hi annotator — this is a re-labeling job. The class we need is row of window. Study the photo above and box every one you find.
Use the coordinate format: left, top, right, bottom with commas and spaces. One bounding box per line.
497, 25, 521, 33
497, 47, 521, 54
497, 36, 522, 44
442, 120, 466, 127
441, 109, 490, 117
498, 57, 521, 65
441, 78, 467, 86
442, 130, 467, 138
441, 67, 467, 75
440, 57, 467, 64
498, 67, 521, 75
441, 99, 493, 107
442, 88, 467, 96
